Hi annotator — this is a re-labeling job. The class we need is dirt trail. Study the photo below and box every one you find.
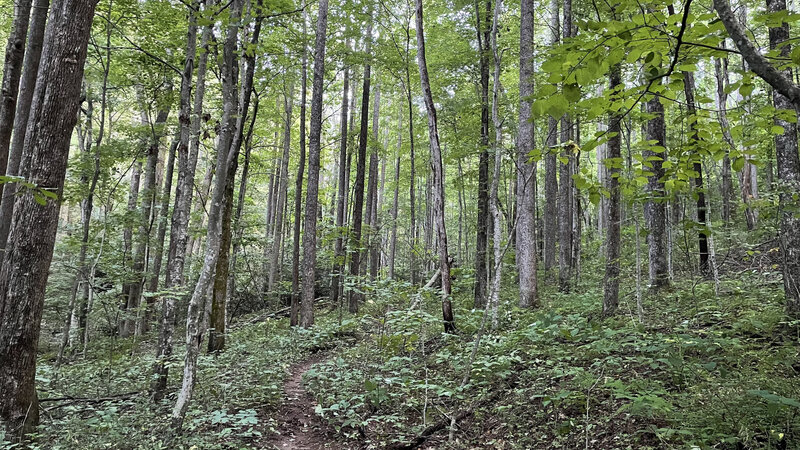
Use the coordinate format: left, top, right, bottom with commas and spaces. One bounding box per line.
266, 355, 333, 450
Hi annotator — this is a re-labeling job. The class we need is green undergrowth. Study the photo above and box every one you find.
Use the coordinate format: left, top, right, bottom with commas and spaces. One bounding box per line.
304, 268, 800, 449
3, 313, 353, 449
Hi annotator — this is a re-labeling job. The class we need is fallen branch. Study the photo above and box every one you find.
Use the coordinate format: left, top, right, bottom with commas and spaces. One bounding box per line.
407, 269, 441, 310
41, 391, 141, 410
387, 390, 502, 450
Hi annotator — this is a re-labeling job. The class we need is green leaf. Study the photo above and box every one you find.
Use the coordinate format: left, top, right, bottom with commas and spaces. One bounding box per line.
732, 157, 745, 172
771, 125, 786, 135
747, 390, 800, 409
563, 83, 581, 102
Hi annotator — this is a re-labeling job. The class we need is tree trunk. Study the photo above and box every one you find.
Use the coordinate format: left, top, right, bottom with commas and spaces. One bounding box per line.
119, 162, 141, 338
268, 82, 294, 293
0, 0, 49, 252
332, 52, 350, 304
367, 82, 381, 280
0, 0, 33, 216
130, 100, 171, 337
517, 0, 538, 308
603, 64, 622, 316
300, 0, 329, 327
0, 0, 97, 436
489, 0, 503, 328
152, 0, 211, 401
713, 55, 734, 224
148, 139, 178, 295
543, 0, 559, 273
644, 85, 670, 290
389, 108, 401, 279
415, 0, 455, 333
557, 0, 573, 292
291, 10, 308, 326
171, 0, 252, 429
473, 0, 491, 309
682, 71, 709, 277
348, 13, 373, 313
766, 0, 800, 316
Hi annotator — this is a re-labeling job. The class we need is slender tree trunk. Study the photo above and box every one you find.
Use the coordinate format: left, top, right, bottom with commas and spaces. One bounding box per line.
131, 101, 171, 336
148, 139, 178, 295
415, 0, 455, 333
603, 64, 622, 316
644, 84, 670, 290
713, 55, 734, 224
291, 10, 308, 326
228, 96, 258, 305
557, 0, 573, 292
208, 3, 261, 354
299, 0, 329, 328
119, 163, 141, 337
489, 0, 503, 328
682, 71, 709, 277
473, 0, 491, 309
0, 0, 97, 435
172, 0, 254, 428
367, 82, 381, 280
766, 0, 800, 316
348, 13, 373, 313
152, 0, 209, 401
332, 52, 350, 304
388, 109, 401, 279
0, 0, 49, 252
517, 0, 538, 308
543, 0, 559, 273
268, 81, 294, 292
0, 0, 33, 217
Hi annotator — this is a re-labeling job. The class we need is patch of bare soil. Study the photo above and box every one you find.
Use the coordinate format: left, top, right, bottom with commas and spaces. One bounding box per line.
264, 355, 339, 450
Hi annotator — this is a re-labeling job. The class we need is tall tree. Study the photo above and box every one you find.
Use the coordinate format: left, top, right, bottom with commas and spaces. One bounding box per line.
0, 0, 33, 217
152, 0, 209, 400
557, 0, 573, 292
0, 0, 98, 435
300, 0, 330, 327
268, 80, 294, 293
516, 0, 537, 308
473, 0, 491, 309
0, 0, 49, 251
348, 10, 373, 313
715, 0, 800, 315
603, 64, 622, 316
332, 49, 350, 306
488, 0, 503, 327
682, 71, 709, 277
644, 84, 670, 290
172, 0, 251, 428
291, 9, 308, 326
415, 0, 455, 333
543, 0, 559, 272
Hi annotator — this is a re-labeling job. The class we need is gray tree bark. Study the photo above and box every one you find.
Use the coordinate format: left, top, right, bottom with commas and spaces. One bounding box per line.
416, 0, 455, 333
543, 0, 559, 274
517, 0, 538, 308
0, 0, 49, 252
0, 0, 33, 218
603, 64, 622, 316
331, 52, 350, 305
0, 0, 97, 435
348, 13, 373, 313
300, 0, 329, 327
644, 87, 670, 290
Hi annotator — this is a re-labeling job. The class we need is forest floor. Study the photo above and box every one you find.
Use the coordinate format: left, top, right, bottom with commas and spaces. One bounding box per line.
263, 353, 333, 450
12, 248, 800, 449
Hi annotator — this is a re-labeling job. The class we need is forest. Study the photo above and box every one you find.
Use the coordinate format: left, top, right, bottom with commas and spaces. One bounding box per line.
0, 0, 799, 446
